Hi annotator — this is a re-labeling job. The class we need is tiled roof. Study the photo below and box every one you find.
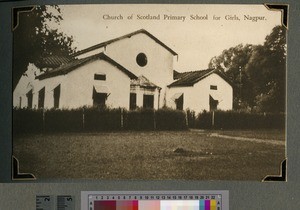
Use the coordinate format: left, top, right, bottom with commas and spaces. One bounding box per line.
35, 55, 71, 68
72, 29, 177, 57
36, 53, 137, 80
169, 69, 232, 87
131, 75, 161, 89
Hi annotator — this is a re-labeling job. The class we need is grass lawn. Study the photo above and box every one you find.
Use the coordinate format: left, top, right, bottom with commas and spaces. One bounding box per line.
13, 129, 285, 180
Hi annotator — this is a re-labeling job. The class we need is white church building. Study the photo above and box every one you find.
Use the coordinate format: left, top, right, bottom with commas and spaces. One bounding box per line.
13, 29, 233, 113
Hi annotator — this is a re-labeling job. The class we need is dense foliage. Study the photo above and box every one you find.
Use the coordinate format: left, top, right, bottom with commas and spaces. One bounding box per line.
13, 107, 188, 134
187, 110, 285, 130
209, 26, 286, 113
13, 5, 76, 89
13, 107, 284, 134
84, 108, 122, 131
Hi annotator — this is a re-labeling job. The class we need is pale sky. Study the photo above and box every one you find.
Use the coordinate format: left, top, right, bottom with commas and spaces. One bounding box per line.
51, 4, 281, 72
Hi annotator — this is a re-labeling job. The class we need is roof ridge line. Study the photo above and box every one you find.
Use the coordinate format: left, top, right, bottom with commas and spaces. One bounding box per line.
168, 68, 223, 87
72, 29, 177, 57
177, 68, 215, 74
37, 52, 137, 80
192, 69, 217, 84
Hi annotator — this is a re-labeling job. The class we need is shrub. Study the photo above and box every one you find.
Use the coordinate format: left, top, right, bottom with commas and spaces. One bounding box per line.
14, 107, 233, 133
195, 110, 285, 129
45, 108, 83, 132
155, 108, 187, 130
13, 108, 43, 134
124, 108, 155, 130
195, 110, 212, 129
186, 109, 196, 128
84, 107, 122, 131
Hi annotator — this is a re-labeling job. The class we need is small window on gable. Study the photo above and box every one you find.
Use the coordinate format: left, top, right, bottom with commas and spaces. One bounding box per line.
210, 85, 217, 90
94, 74, 106, 81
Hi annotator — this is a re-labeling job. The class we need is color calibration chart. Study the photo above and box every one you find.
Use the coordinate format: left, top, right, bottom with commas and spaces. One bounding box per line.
81, 191, 229, 210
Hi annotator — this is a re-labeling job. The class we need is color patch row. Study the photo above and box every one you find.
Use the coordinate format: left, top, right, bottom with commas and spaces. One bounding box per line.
94, 200, 218, 210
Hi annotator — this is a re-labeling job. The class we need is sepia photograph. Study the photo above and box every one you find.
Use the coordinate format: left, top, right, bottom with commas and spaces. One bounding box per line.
12, 4, 286, 180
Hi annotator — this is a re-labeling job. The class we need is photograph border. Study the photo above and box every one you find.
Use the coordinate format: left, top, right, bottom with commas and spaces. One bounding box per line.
11, 2, 287, 182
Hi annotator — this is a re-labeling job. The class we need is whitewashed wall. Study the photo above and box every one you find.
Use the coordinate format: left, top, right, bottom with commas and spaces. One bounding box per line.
38, 75, 65, 109
14, 59, 132, 110
59, 59, 131, 109
167, 73, 233, 113
167, 86, 192, 110
13, 65, 33, 108
13, 63, 45, 108
105, 33, 175, 108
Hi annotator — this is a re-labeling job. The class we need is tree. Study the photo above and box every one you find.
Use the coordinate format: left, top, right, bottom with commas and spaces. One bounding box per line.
208, 25, 286, 113
246, 26, 286, 112
208, 44, 255, 109
13, 5, 76, 90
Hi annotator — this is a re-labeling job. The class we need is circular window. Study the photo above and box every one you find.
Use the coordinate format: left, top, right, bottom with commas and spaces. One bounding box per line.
136, 53, 147, 67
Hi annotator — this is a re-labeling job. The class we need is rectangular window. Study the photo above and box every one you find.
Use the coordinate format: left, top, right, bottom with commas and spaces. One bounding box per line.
19, 97, 22, 108
53, 84, 61, 109
93, 86, 109, 108
210, 85, 217, 90
93, 93, 107, 107
38, 87, 45, 109
94, 74, 106, 81
209, 95, 218, 111
26, 89, 33, 109
130, 93, 137, 110
175, 94, 184, 110
143, 94, 154, 109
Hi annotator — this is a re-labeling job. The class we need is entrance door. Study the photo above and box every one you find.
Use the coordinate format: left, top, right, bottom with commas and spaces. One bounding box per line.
143, 94, 154, 109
